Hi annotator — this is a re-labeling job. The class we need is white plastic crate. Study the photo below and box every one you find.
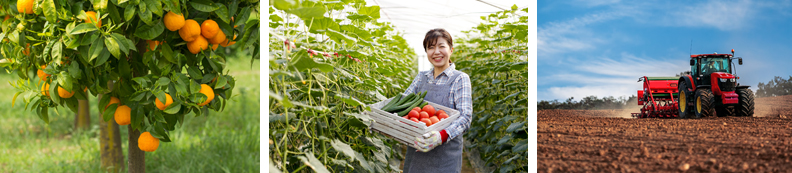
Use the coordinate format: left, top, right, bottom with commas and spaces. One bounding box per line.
366, 95, 460, 148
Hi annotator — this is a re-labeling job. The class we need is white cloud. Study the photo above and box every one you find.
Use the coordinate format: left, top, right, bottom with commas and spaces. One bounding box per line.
657, 0, 755, 31
538, 9, 634, 57
567, 0, 622, 7
540, 52, 689, 101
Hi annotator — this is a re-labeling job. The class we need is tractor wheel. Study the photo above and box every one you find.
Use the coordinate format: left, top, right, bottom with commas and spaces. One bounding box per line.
736, 88, 755, 117
694, 88, 715, 118
716, 106, 734, 117
678, 81, 691, 118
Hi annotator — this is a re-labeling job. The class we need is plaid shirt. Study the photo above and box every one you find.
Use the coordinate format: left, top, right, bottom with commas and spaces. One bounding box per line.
403, 63, 473, 141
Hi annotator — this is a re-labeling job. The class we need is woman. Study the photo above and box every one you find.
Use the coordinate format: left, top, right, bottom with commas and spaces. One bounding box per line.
402, 28, 473, 172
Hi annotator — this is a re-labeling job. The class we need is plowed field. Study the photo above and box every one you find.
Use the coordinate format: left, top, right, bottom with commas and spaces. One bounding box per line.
538, 95, 792, 172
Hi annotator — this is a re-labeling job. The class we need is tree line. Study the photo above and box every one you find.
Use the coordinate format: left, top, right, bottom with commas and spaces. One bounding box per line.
538, 95, 637, 110
756, 76, 792, 97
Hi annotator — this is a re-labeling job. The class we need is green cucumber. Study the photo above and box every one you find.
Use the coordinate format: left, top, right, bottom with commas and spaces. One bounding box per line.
380, 94, 402, 110
384, 93, 415, 112
387, 94, 421, 112
419, 101, 428, 108
397, 98, 424, 116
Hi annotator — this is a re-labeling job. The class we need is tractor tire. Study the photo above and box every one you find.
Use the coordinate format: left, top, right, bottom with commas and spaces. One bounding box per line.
716, 106, 734, 117
694, 88, 715, 118
678, 81, 691, 118
736, 88, 755, 117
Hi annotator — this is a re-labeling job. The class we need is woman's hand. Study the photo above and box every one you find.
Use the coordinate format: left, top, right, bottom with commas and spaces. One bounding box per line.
415, 131, 442, 152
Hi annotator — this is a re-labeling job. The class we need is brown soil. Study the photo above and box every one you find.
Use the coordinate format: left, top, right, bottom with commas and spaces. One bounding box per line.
538, 95, 792, 172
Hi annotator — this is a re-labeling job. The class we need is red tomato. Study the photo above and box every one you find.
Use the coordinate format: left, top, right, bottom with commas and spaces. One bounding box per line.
420, 118, 432, 126
437, 110, 446, 116
408, 110, 420, 119
429, 116, 440, 124
403, 115, 409, 119
419, 111, 430, 119
422, 105, 436, 116
438, 113, 449, 119
410, 117, 420, 123
411, 107, 421, 112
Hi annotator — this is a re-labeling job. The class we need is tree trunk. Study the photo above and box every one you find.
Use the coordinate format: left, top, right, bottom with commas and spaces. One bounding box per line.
99, 81, 125, 172
99, 93, 125, 173
128, 126, 145, 173
74, 99, 90, 130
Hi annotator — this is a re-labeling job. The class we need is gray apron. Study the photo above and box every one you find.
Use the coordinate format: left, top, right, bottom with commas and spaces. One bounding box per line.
403, 71, 463, 173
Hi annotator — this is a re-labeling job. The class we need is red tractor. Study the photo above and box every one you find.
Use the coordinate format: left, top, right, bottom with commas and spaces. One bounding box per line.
633, 49, 755, 118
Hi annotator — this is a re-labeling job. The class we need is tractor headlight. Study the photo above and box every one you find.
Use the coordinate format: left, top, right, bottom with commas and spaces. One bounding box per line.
731, 78, 736, 82
719, 78, 727, 82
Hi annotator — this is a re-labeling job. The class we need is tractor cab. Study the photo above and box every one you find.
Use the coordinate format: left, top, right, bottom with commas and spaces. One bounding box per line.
689, 53, 738, 87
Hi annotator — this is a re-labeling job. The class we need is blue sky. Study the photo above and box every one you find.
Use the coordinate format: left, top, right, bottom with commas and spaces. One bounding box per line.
538, 0, 792, 101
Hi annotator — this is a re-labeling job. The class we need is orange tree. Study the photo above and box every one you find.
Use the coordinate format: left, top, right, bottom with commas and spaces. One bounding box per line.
454, 5, 528, 172
0, 0, 259, 172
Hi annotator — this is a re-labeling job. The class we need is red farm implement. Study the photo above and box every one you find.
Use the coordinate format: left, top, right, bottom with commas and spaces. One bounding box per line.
632, 76, 680, 118
633, 50, 755, 118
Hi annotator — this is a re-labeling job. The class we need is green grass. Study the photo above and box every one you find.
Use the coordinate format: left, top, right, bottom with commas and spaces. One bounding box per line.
0, 54, 260, 172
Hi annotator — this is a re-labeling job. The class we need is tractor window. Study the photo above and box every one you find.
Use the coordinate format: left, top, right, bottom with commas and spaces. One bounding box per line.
691, 59, 698, 75
701, 58, 731, 75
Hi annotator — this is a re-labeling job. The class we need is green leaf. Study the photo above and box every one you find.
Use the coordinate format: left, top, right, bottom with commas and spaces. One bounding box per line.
95, 49, 112, 67
110, 33, 131, 55
51, 39, 62, 60
512, 139, 527, 153
70, 23, 99, 35
124, 6, 137, 21
68, 62, 82, 80
334, 94, 363, 107
298, 152, 331, 173
325, 29, 356, 45
89, 36, 105, 61
57, 72, 74, 92
215, 4, 230, 24
146, 0, 163, 16
357, 6, 380, 20
289, 53, 333, 73
43, 0, 58, 23
497, 135, 512, 145
161, 44, 175, 63
510, 61, 528, 71
134, 22, 164, 40
157, 77, 170, 86
269, 91, 292, 108
272, 0, 297, 11
190, 0, 220, 12
164, 102, 180, 114
139, 5, 154, 25
511, 4, 518, 10
104, 36, 122, 59
103, 104, 118, 122
307, 18, 339, 33
287, 7, 325, 20
330, 140, 357, 161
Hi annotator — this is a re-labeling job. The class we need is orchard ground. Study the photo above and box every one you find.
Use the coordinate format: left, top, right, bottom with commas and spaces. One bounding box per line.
0, 51, 259, 172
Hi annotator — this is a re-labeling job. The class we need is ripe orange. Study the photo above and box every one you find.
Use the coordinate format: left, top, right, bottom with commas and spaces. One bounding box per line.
23, 43, 30, 55
211, 44, 219, 51
84, 11, 101, 27
105, 96, 120, 110
422, 105, 436, 116
220, 34, 237, 47
200, 19, 220, 39
179, 19, 201, 42
3, 15, 9, 21
138, 132, 160, 152
114, 105, 131, 125
163, 11, 185, 31
146, 40, 160, 51
186, 36, 208, 54
17, 0, 34, 14
155, 93, 173, 110
208, 30, 226, 44
198, 84, 214, 106
57, 86, 75, 98
41, 82, 50, 96
37, 65, 50, 81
